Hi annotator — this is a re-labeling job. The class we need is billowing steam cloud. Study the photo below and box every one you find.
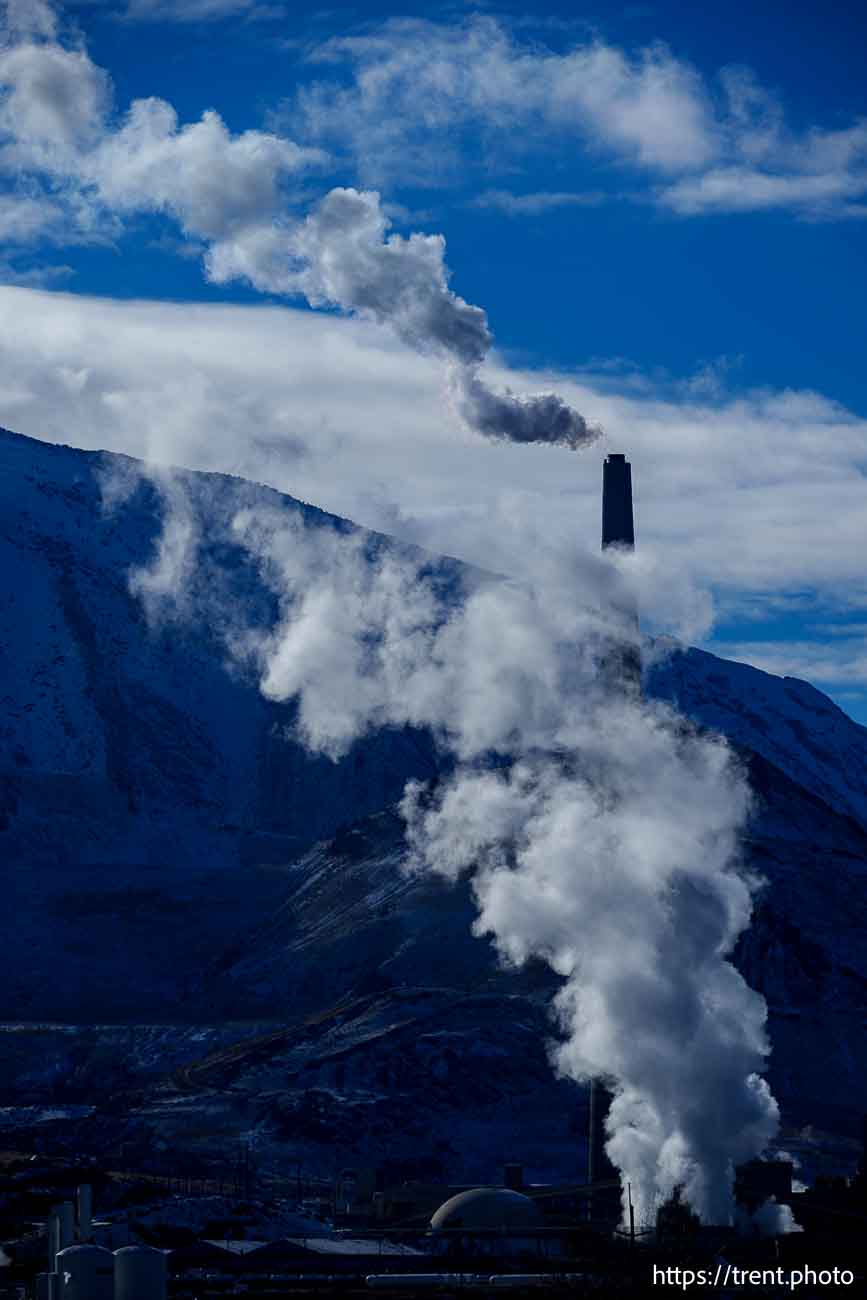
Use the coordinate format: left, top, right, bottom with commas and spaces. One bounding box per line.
0, 9, 598, 448
401, 756, 775, 1227
284, 189, 493, 367
227, 506, 785, 1228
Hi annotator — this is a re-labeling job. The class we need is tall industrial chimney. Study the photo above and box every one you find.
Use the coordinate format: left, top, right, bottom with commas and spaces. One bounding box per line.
599, 453, 640, 694
602, 453, 634, 550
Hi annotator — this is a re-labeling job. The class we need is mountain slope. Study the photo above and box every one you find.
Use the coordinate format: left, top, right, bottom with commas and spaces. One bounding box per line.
648, 640, 867, 834
0, 426, 446, 1018
2, 425, 867, 1180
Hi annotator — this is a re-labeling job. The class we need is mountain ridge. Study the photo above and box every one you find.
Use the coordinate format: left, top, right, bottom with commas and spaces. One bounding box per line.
2, 424, 866, 1182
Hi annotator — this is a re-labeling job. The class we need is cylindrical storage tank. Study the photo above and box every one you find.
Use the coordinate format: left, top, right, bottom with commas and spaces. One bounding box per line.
48, 1203, 74, 1270
48, 1216, 60, 1271
57, 1203, 75, 1246
111, 1221, 131, 1250
75, 1185, 92, 1242
55, 1244, 114, 1299
114, 1245, 167, 1300
36, 1274, 58, 1300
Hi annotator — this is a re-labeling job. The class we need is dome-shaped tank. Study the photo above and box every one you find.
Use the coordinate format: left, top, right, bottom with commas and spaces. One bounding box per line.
430, 1187, 543, 1232
114, 1244, 167, 1300
55, 1244, 114, 1299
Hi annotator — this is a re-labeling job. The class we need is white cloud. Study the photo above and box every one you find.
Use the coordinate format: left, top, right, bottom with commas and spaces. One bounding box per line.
660, 166, 867, 219
285, 15, 867, 219
0, 286, 865, 647
0, 37, 111, 165
470, 189, 606, 215
710, 639, 867, 689
91, 98, 323, 238
0, 192, 65, 241
293, 18, 717, 186
2, 4, 863, 261
118, 1, 283, 21
0, 9, 325, 252
0, 254, 72, 283
2, 0, 59, 41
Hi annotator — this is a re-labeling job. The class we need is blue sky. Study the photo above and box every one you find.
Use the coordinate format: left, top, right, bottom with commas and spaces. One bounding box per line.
2, 0, 867, 720
56, 0, 867, 413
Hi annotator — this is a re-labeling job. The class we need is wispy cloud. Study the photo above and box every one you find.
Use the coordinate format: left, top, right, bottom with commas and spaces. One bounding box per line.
291, 17, 717, 187
0, 193, 68, 243
710, 639, 867, 689
0, 256, 73, 285
1, 285, 865, 645
282, 15, 867, 220
117, 0, 286, 22
469, 189, 606, 215
2, 0, 59, 40
661, 166, 867, 220
4, 8, 866, 223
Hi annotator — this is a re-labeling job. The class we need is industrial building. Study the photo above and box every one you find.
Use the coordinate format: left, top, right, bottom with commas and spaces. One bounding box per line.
33, 1187, 167, 1300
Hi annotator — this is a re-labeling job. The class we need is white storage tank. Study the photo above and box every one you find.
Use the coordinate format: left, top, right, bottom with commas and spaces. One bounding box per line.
114, 1244, 167, 1300
49, 1202, 75, 1268
75, 1184, 92, 1242
55, 1244, 114, 1299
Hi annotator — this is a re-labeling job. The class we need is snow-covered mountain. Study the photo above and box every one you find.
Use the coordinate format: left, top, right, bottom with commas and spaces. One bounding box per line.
2, 426, 866, 1182
649, 640, 867, 835
0, 425, 446, 1019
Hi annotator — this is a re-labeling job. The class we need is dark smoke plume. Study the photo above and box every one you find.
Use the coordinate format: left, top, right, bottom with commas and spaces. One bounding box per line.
453, 364, 602, 448
286, 187, 600, 447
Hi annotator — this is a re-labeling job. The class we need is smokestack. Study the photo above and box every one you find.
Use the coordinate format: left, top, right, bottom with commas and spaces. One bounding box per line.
602, 453, 634, 550
599, 453, 640, 694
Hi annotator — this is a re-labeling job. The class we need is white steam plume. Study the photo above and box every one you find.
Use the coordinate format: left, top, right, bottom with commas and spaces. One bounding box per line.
0, 13, 597, 448
228, 507, 783, 1227
402, 755, 775, 1227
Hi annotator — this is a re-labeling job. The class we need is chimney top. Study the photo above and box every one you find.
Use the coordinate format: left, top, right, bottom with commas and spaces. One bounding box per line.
602, 452, 635, 550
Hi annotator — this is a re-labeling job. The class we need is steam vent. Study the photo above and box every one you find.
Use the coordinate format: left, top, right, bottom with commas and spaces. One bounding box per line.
602, 452, 635, 550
